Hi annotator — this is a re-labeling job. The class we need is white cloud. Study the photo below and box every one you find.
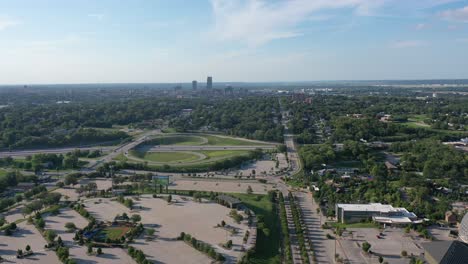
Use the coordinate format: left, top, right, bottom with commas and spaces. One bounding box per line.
208, 0, 461, 47
88, 13, 105, 20
209, 0, 386, 47
391, 40, 427, 48
0, 17, 19, 31
439, 6, 468, 22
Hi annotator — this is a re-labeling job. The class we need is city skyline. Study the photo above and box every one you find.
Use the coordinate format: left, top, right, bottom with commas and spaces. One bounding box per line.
1, 0, 468, 84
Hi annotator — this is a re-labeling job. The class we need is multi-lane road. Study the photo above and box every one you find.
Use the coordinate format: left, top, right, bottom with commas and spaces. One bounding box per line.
0, 146, 114, 158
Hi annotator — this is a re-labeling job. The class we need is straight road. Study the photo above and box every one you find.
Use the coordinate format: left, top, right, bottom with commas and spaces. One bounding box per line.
0, 146, 114, 158
295, 191, 334, 264
279, 99, 301, 175
148, 145, 276, 151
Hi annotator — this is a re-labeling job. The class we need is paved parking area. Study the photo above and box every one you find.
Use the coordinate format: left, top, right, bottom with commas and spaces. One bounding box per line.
170, 179, 273, 194
44, 207, 136, 264
84, 195, 251, 263
1, 205, 26, 223
338, 227, 425, 264
0, 222, 60, 264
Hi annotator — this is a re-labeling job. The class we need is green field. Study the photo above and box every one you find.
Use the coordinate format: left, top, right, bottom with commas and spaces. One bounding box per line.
199, 150, 250, 159
148, 135, 206, 146
102, 226, 131, 240
398, 115, 468, 135
203, 135, 266, 146
0, 169, 8, 177
131, 150, 200, 163
230, 193, 280, 264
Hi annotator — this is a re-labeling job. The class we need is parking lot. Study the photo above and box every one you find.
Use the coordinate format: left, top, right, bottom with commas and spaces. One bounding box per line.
170, 179, 274, 194
0, 222, 60, 264
84, 195, 250, 263
44, 207, 136, 264
338, 227, 425, 264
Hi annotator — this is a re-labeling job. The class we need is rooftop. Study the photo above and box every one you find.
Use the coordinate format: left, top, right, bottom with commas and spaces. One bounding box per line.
337, 203, 395, 212
217, 195, 242, 205
422, 241, 468, 264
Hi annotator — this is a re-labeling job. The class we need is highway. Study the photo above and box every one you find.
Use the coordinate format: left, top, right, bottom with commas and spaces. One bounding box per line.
87, 129, 162, 168
0, 146, 114, 158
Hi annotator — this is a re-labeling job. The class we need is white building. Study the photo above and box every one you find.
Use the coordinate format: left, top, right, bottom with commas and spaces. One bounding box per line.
336, 203, 418, 225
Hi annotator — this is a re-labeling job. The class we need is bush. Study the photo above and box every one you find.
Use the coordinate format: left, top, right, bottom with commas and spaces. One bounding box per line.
362, 241, 371, 253
401, 250, 408, 257
65, 222, 76, 231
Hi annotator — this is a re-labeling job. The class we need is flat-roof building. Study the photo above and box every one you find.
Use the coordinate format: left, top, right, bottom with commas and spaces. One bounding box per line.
217, 195, 242, 209
336, 203, 418, 225
207, 76, 213, 89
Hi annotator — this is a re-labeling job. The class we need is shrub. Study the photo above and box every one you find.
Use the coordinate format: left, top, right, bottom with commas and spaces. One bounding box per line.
65, 222, 76, 231
362, 242, 371, 253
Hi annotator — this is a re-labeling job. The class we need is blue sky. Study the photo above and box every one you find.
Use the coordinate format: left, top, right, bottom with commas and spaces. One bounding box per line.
1, 0, 468, 84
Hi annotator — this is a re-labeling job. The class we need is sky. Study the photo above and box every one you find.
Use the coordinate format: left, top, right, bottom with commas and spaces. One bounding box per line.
1, 0, 468, 84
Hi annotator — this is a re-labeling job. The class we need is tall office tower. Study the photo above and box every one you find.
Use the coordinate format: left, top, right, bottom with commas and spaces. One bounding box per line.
192, 80, 197, 90
207, 76, 213, 89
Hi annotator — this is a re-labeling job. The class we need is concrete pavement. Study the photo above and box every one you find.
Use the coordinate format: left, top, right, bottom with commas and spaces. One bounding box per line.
0, 146, 114, 158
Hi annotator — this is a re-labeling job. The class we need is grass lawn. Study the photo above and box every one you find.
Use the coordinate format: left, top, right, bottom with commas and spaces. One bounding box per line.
203, 135, 267, 146
149, 135, 206, 146
161, 127, 177, 133
397, 115, 468, 135
104, 226, 131, 240
132, 151, 200, 163
230, 193, 280, 264
0, 169, 8, 177
198, 150, 250, 159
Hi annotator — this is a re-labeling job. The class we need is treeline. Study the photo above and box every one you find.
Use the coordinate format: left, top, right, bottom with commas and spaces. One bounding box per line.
0, 171, 36, 193
172, 97, 284, 142
0, 97, 199, 149
1, 152, 86, 172
390, 139, 468, 182
285, 95, 468, 142
1, 127, 128, 149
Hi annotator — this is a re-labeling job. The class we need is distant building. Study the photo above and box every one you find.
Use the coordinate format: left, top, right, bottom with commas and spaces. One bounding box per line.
217, 195, 242, 209
422, 240, 468, 264
207, 76, 213, 89
385, 161, 398, 171
224, 85, 233, 95
380, 114, 392, 122
335, 203, 418, 225
192, 80, 197, 90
